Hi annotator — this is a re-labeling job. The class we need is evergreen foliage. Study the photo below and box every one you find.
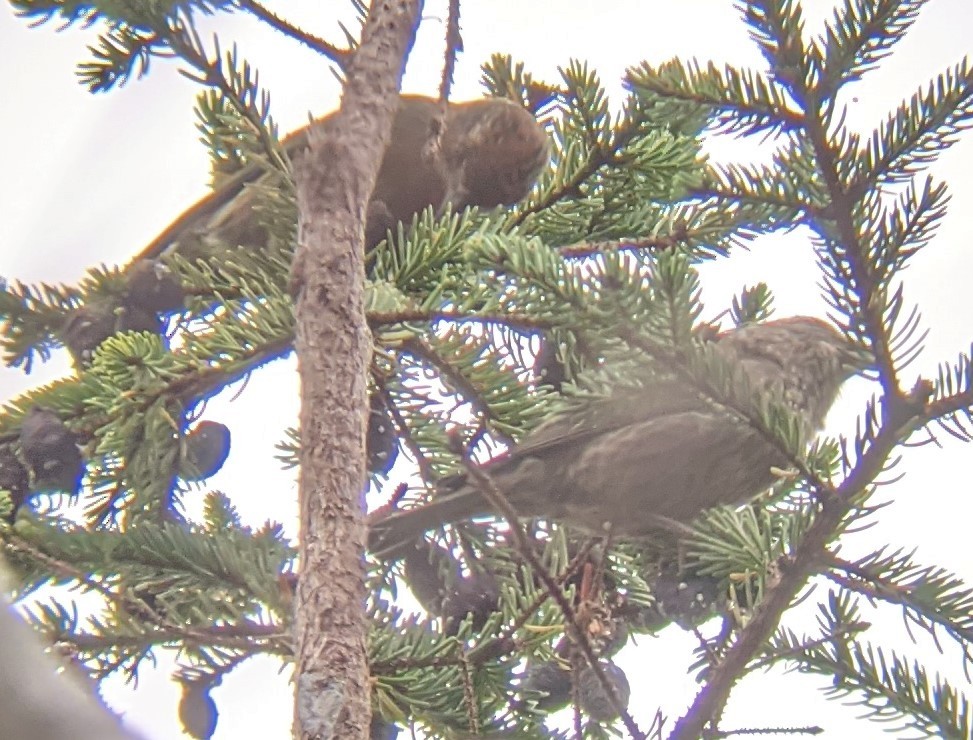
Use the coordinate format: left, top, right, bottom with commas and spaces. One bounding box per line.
2, 0, 972, 737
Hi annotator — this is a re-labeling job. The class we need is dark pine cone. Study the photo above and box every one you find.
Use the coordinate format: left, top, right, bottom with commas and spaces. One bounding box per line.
18, 407, 83, 493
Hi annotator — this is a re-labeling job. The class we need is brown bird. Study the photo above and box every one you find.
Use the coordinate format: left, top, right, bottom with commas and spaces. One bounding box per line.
69, 96, 546, 369
369, 317, 865, 555
143, 95, 549, 261
365, 95, 550, 238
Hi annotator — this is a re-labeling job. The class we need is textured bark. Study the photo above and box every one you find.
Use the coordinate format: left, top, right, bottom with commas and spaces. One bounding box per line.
291, 2, 422, 739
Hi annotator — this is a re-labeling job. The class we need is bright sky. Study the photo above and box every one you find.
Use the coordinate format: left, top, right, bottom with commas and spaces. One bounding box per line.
1, 1, 971, 738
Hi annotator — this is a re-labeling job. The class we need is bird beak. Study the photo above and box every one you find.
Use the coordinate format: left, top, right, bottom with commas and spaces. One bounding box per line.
841, 341, 874, 375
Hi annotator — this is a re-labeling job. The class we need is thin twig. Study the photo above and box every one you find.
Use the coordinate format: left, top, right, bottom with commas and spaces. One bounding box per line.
369, 309, 552, 331
240, 0, 351, 66
459, 649, 480, 735
458, 458, 645, 739
438, 0, 463, 103
823, 553, 973, 645
4, 537, 289, 654
400, 336, 518, 448
746, 622, 869, 673
667, 383, 927, 740
710, 725, 824, 737
558, 235, 679, 258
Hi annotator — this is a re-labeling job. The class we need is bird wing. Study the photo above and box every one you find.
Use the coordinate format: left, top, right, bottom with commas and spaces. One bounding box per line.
509, 380, 708, 463
557, 408, 777, 530
137, 114, 328, 260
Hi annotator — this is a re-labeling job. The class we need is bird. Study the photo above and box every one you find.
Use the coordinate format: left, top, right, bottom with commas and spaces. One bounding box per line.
142, 94, 550, 262
80, 96, 547, 364
369, 317, 864, 555
363, 95, 551, 240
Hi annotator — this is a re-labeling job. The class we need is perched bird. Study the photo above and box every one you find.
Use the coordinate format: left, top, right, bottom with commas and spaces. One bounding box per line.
361, 95, 550, 241
369, 317, 864, 554
143, 94, 549, 261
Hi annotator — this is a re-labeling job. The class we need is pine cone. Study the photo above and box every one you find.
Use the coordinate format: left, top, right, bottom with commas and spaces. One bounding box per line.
18, 407, 83, 494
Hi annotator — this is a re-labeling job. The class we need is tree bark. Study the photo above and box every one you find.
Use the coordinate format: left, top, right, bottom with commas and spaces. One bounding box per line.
291, 2, 422, 738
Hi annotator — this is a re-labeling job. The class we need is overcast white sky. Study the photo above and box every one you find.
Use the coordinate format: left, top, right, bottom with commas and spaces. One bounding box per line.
1, 1, 971, 738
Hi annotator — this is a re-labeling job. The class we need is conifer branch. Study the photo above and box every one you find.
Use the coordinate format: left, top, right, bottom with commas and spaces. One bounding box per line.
239, 0, 351, 65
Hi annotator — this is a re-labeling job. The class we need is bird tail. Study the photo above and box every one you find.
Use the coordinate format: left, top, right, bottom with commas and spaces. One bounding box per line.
368, 485, 488, 560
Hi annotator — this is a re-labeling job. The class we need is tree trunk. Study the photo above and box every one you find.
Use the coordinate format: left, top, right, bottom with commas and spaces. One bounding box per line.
291, 2, 422, 738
